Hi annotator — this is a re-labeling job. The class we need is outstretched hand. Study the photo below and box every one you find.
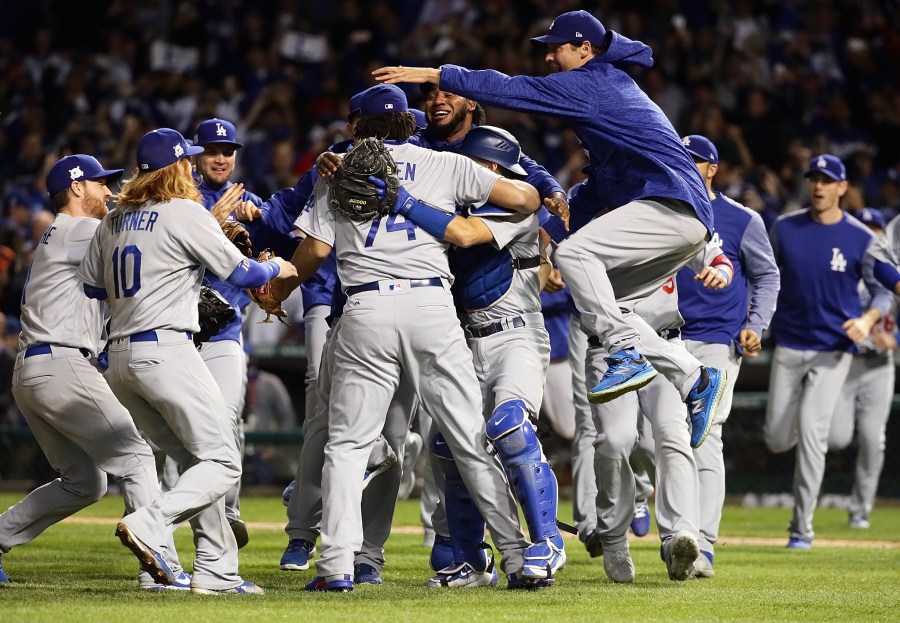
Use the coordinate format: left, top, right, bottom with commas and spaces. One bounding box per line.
372, 66, 442, 85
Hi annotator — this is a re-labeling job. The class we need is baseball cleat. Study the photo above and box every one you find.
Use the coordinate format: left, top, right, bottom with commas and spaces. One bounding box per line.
142, 570, 192, 591
281, 480, 296, 507
521, 537, 566, 580
849, 515, 870, 529
192, 580, 265, 595
507, 572, 554, 590
587, 348, 657, 404
603, 548, 636, 584
664, 531, 700, 581
115, 522, 175, 586
690, 551, 715, 578
0, 556, 10, 584
583, 530, 604, 558
306, 574, 353, 592
363, 439, 398, 490
427, 561, 498, 588
230, 519, 249, 549
786, 537, 812, 550
685, 367, 726, 448
353, 563, 383, 585
280, 538, 316, 571
630, 503, 651, 537
429, 534, 454, 571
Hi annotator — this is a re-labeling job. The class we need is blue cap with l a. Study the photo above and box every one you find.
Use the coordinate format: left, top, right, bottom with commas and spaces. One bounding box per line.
531, 10, 607, 47
856, 207, 886, 230
359, 84, 408, 117
682, 135, 719, 165
193, 118, 243, 148
804, 154, 846, 181
46, 155, 125, 196
137, 128, 204, 172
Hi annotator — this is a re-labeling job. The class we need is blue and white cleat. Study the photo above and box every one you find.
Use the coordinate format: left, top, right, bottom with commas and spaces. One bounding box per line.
306, 574, 353, 592
786, 537, 812, 550
521, 537, 566, 580
685, 367, 726, 448
587, 348, 657, 404
192, 580, 265, 595
427, 561, 498, 588
281, 480, 295, 507
630, 503, 651, 537
280, 538, 316, 571
354, 563, 383, 585
142, 570, 192, 591
0, 556, 10, 584
115, 522, 176, 586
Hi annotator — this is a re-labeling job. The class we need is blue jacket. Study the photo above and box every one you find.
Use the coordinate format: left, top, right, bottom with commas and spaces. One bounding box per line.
439, 32, 713, 234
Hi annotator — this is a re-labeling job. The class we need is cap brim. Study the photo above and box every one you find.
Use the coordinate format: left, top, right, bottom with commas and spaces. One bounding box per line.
197, 140, 244, 149
507, 162, 527, 176
530, 34, 570, 46
803, 169, 841, 181
685, 148, 713, 163
185, 145, 205, 157
88, 168, 125, 185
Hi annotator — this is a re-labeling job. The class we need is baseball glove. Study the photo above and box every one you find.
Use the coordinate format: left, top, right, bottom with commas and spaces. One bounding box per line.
248, 249, 289, 324
195, 286, 236, 347
327, 137, 400, 221
222, 219, 252, 257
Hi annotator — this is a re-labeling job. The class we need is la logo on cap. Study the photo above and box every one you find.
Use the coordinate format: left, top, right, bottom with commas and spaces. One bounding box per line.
216, 123, 227, 136
174, 143, 184, 157
69, 166, 84, 180
817, 156, 827, 169
682, 137, 691, 146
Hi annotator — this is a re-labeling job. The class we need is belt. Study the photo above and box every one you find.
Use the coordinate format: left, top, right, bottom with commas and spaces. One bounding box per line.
511, 256, 541, 270
467, 316, 525, 339
129, 330, 192, 343
346, 277, 443, 296
24, 344, 90, 358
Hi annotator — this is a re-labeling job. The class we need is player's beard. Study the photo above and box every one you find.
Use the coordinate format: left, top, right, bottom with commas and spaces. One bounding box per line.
428, 105, 470, 140
84, 193, 109, 219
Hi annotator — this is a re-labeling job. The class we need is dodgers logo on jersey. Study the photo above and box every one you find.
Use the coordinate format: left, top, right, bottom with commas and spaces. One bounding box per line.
710, 231, 724, 248
69, 166, 84, 180
830, 248, 847, 272
174, 143, 184, 158
216, 122, 227, 137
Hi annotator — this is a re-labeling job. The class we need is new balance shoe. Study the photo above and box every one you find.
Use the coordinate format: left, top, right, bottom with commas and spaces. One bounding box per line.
685, 367, 726, 448
507, 572, 554, 590
521, 537, 566, 580
306, 574, 353, 592
603, 548, 635, 584
663, 531, 700, 581
115, 522, 176, 586
849, 515, 870, 529
786, 537, 812, 550
192, 580, 264, 595
354, 562, 383, 585
427, 561, 498, 588
690, 551, 714, 578
429, 534, 454, 571
230, 519, 249, 549
281, 480, 295, 507
142, 570, 192, 591
363, 439, 398, 490
587, 348, 657, 404
0, 556, 9, 584
280, 539, 316, 571
630, 503, 651, 537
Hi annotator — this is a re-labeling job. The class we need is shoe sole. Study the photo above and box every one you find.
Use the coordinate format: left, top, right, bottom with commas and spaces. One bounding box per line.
668, 532, 699, 581
280, 562, 310, 571
588, 369, 658, 404
427, 572, 498, 588
691, 370, 727, 448
115, 523, 171, 586
362, 455, 399, 491
191, 586, 265, 595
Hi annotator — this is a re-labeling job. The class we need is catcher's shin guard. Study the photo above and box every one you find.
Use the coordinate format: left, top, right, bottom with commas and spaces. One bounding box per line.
486, 400, 561, 544
430, 434, 489, 571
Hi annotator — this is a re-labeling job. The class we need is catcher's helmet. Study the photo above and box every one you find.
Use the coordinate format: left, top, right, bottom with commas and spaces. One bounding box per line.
458, 125, 527, 176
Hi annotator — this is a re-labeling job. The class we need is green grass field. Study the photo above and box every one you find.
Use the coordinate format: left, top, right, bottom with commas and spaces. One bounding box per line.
1, 494, 898, 622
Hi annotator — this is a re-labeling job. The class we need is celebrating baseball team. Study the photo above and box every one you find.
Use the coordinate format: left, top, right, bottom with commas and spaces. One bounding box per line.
2, 10, 898, 594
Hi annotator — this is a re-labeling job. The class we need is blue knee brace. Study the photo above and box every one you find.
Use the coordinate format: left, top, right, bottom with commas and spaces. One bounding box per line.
430, 434, 488, 570
486, 400, 560, 543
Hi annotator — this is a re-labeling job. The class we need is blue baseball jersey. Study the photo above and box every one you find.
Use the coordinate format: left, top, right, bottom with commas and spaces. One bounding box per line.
770, 210, 889, 352
677, 193, 779, 348
540, 288, 571, 360
438, 32, 713, 234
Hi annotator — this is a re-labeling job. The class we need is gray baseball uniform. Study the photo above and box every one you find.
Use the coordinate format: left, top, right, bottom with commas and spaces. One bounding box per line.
299, 141, 529, 579
0, 214, 162, 577
78, 198, 252, 590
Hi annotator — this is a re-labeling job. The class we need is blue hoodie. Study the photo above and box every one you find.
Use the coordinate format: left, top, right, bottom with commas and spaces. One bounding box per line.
439, 32, 713, 233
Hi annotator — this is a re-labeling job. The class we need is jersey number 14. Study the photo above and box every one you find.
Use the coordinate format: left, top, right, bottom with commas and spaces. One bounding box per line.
111, 245, 142, 298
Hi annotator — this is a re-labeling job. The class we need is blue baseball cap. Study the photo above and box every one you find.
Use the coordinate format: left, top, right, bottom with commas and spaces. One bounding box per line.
856, 207, 886, 230
410, 108, 427, 129
193, 118, 243, 149
804, 154, 846, 182
46, 155, 124, 196
359, 84, 408, 117
458, 125, 527, 176
531, 10, 607, 47
682, 135, 719, 165
137, 128, 204, 172
348, 89, 368, 120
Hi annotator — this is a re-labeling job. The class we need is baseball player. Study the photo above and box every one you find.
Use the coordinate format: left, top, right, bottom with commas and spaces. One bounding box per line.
672, 135, 780, 575
77, 128, 297, 594
401, 125, 564, 587
765, 154, 892, 550
374, 10, 729, 448
829, 208, 895, 530
282, 84, 541, 591
0, 155, 189, 588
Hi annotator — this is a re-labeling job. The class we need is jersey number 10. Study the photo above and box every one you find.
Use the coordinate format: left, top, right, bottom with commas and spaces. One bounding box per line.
111, 245, 142, 298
